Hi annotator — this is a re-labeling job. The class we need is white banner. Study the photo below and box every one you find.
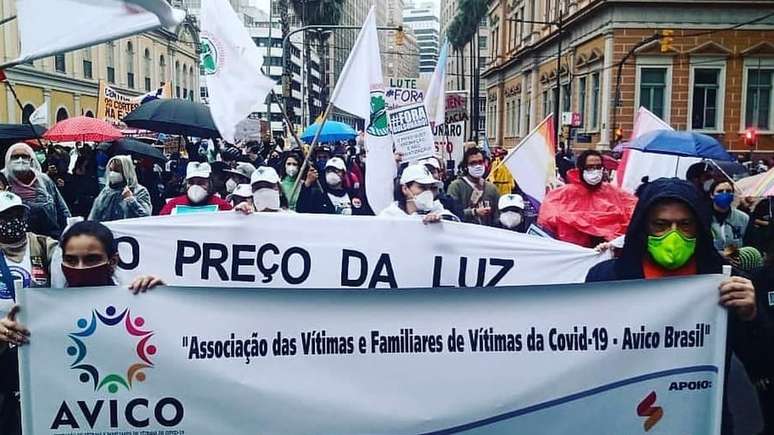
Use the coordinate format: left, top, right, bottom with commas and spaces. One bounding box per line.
388, 102, 435, 162
19, 275, 726, 434
105, 213, 606, 288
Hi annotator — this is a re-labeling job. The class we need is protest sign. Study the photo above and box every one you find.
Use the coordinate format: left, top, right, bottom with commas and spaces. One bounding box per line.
19, 275, 726, 434
388, 102, 435, 162
445, 92, 468, 124
96, 80, 171, 126
434, 121, 465, 168
386, 77, 424, 109
105, 212, 605, 288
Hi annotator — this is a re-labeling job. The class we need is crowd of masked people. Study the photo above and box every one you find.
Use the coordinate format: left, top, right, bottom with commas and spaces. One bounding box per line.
0, 135, 771, 434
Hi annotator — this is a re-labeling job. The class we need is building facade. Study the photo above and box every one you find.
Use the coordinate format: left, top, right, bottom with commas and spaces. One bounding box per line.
244, 20, 323, 136
0, 0, 200, 125
440, 0, 489, 139
483, 0, 774, 153
403, 2, 440, 78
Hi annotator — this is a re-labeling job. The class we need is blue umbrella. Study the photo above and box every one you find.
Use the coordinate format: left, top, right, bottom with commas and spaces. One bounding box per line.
624, 130, 733, 161
300, 120, 357, 143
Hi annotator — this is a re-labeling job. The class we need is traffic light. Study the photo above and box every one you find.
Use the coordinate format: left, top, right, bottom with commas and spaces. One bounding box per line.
744, 128, 758, 148
660, 30, 674, 53
395, 26, 405, 46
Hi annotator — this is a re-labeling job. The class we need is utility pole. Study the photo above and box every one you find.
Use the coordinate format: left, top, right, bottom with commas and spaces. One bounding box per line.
553, 1, 562, 148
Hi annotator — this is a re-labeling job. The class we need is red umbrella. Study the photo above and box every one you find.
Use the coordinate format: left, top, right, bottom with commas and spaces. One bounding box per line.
43, 116, 122, 142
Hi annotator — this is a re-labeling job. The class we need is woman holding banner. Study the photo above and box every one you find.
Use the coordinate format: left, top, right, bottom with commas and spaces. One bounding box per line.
0, 221, 163, 434
380, 163, 458, 223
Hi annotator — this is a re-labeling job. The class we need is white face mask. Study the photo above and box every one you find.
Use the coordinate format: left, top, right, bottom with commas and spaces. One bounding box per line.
410, 190, 435, 212
325, 172, 341, 186
10, 158, 31, 173
583, 169, 604, 186
702, 179, 714, 193
187, 184, 209, 204
468, 164, 485, 178
108, 171, 124, 186
252, 188, 281, 211
500, 211, 523, 229
225, 178, 238, 193
285, 164, 299, 178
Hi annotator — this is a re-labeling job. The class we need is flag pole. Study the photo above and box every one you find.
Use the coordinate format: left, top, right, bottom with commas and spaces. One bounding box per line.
289, 101, 334, 199
2, 78, 46, 150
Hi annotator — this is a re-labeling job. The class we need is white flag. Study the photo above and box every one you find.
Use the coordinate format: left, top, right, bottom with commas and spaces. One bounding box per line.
500, 115, 556, 202
423, 40, 449, 126
13, 0, 184, 65
29, 102, 49, 127
202, 0, 276, 144
330, 7, 394, 213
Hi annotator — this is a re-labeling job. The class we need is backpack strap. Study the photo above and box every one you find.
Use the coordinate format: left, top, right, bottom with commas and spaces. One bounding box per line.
0, 252, 16, 303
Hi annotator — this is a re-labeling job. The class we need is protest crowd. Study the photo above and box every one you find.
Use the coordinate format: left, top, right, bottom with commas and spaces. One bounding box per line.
0, 0, 773, 434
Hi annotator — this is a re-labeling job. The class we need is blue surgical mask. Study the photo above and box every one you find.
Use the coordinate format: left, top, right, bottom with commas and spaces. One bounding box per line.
713, 192, 734, 209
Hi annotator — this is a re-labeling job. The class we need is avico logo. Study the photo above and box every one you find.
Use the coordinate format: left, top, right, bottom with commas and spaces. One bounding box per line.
636, 391, 664, 432
51, 306, 185, 431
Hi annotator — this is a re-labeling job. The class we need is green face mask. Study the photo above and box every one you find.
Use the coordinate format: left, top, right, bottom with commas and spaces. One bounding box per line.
647, 229, 697, 270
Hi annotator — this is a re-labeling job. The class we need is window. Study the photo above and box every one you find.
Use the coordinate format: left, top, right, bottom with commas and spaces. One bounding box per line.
515, 97, 522, 136
189, 69, 195, 100
542, 89, 550, 117
159, 55, 166, 85
525, 98, 531, 131
175, 61, 181, 98
590, 73, 600, 130
578, 76, 587, 128
691, 67, 723, 131
638, 68, 668, 120
107, 42, 116, 84
144, 49, 152, 91
744, 67, 773, 131
56, 107, 69, 122
82, 48, 92, 79
561, 83, 570, 112
55, 54, 66, 73
505, 101, 512, 136
21, 104, 35, 124
126, 41, 135, 88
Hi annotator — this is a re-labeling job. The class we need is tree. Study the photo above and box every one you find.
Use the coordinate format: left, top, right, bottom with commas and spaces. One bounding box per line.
449, 0, 488, 140
289, 0, 345, 124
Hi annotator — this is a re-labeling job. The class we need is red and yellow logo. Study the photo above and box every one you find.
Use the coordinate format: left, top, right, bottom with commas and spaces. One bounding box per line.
637, 391, 664, 431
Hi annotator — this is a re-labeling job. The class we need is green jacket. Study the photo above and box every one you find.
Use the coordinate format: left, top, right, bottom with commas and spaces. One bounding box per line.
447, 176, 500, 226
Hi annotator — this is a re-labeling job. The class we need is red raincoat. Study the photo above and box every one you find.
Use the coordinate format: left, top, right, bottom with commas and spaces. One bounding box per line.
538, 169, 637, 247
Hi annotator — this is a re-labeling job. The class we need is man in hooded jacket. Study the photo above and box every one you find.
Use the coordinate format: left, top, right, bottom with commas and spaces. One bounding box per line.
586, 177, 773, 434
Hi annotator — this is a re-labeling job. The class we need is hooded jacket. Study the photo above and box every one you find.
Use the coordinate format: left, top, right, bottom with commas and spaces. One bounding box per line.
586, 178, 773, 434
88, 156, 152, 222
2, 143, 71, 238
586, 177, 722, 281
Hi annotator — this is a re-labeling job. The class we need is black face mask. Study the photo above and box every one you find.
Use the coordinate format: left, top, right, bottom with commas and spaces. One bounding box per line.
0, 216, 28, 244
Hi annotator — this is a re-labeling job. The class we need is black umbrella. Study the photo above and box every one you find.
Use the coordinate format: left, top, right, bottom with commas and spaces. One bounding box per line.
104, 138, 166, 162
123, 99, 220, 138
0, 123, 46, 145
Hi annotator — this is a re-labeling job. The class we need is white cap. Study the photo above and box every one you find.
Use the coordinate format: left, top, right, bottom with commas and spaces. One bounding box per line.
250, 166, 280, 184
325, 157, 346, 172
227, 184, 253, 201
0, 191, 28, 214
186, 162, 211, 180
418, 157, 441, 171
224, 162, 257, 180
498, 193, 525, 211
400, 164, 440, 186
